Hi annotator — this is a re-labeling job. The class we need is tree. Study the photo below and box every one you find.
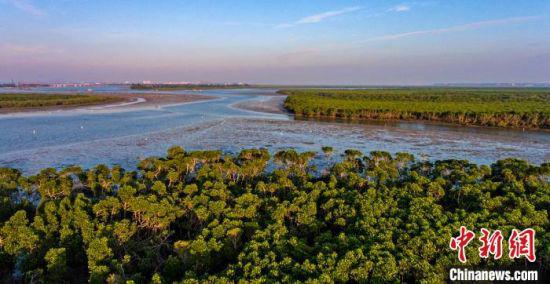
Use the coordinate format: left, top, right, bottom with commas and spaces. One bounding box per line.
44, 247, 67, 282
1, 210, 38, 255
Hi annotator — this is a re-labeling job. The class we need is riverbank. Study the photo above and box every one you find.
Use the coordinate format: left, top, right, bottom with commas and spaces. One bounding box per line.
0, 92, 215, 114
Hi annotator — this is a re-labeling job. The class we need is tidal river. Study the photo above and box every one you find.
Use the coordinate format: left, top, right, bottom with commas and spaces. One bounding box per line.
0, 87, 548, 174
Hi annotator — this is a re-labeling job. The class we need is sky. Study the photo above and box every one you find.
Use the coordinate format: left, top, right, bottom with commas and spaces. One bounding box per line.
0, 0, 549, 85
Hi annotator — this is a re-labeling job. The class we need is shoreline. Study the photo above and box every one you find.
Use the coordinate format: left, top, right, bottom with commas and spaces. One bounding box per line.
231, 96, 288, 114
0, 92, 215, 115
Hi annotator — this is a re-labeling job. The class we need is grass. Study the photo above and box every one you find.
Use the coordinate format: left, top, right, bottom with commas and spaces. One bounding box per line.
0, 93, 121, 109
280, 88, 550, 129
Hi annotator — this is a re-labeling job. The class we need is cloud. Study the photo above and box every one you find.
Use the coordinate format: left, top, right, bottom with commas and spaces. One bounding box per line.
360, 16, 540, 42
0, 43, 63, 56
3, 0, 46, 16
388, 5, 410, 12
276, 6, 363, 28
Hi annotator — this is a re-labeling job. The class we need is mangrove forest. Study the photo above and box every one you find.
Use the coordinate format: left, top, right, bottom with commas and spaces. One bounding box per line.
0, 93, 121, 110
281, 88, 550, 129
0, 147, 548, 283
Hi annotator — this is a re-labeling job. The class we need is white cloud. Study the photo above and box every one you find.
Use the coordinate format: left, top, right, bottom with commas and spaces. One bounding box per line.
360, 16, 540, 42
3, 0, 46, 16
276, 6, 363, 28
389, 5, 410, 12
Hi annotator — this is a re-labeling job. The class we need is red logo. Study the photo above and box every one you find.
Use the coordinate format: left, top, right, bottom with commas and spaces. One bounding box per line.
450, 227, 536, 263
479, 228, 503, 260
450, 226, 476, 263
509, 228, 536, 262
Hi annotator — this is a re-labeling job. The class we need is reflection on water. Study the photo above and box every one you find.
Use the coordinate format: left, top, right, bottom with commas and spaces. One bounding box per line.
295, 116, 550, 143
0, 86, 548, 174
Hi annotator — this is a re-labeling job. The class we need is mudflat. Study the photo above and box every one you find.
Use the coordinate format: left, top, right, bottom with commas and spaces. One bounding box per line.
232, 96, 287, 114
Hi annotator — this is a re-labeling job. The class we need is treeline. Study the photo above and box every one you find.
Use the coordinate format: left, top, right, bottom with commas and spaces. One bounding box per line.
130, 84, 251, 90
0, 93, 119, 109
280, 88, 550, 129
0, 147, 548, 282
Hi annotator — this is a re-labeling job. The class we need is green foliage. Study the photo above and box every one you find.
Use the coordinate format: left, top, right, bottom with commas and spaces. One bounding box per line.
87, 237, 113, 283
281, 88, 550, 128
1, 211, 38, 254
321, 146, 333, 156
0, 146, 548, 282
44, 247, 67, 282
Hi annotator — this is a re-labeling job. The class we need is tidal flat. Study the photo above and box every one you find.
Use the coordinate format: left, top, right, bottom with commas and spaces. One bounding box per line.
0, 86, 548, 174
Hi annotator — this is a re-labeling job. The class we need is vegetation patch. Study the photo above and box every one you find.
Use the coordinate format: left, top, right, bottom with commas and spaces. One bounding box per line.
0, 93, 120, 109
0, 147, 548, 282
281, 88, 550, 128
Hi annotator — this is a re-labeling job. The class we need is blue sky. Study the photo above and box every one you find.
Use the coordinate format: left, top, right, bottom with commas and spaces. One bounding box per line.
0, 0, 549, 84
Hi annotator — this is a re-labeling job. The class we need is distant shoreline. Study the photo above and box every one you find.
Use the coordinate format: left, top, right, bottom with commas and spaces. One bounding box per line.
130, 83, 252, 90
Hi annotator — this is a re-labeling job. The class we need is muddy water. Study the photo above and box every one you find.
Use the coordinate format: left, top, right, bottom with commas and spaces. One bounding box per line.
0, 87, 548, 174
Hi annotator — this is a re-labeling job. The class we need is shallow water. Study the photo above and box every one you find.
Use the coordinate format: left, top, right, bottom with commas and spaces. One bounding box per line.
1, 86, 548, 174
